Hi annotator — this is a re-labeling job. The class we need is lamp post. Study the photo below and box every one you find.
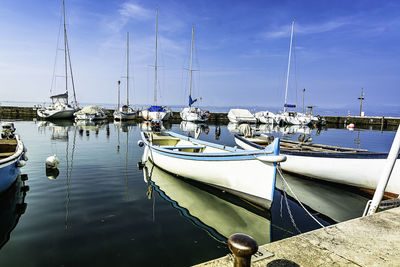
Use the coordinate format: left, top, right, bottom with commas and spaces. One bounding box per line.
358, 88, 365, 116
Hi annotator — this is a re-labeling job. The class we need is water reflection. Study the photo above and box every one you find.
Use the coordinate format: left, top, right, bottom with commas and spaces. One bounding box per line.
275, 172, 368, 223
36, 120, 78, 230
36, 120, 73, 141
114, 121, 136, 199
141, 159, 369, 244
140, 121, 171, 132
0, 175, 28, 249
142, 160, 271, 245
180, 121, 210, 139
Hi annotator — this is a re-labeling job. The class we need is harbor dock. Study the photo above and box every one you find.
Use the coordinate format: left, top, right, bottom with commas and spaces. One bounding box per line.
1, 106, 399, 127
195, 207, 400, 266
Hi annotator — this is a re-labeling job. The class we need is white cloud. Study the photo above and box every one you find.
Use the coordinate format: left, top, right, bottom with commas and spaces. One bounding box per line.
119, 2, 151, 20
264, 18, 352, 39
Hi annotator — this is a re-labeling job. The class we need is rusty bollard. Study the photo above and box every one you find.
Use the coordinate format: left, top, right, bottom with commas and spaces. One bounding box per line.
228, 233, 258, 267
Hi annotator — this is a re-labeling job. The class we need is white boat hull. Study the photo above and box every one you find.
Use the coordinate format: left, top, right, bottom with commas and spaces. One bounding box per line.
113, 112, 136, 121
235, 135, 400, 195
141, 110, 171, 121
37, 108, 75, 119
141, 131, 285, 208
180, 107, 209, 122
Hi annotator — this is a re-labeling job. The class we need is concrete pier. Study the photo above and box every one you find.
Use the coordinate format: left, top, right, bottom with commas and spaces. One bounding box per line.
195, 207, 400, 266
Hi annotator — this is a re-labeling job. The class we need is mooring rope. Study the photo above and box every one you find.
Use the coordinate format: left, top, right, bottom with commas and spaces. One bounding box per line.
277, 166, 325, 228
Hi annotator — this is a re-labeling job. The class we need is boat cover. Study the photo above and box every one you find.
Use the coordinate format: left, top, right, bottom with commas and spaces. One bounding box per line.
75, 106, 105, 115
148, 106, 166, 112
228, 109, 256, 119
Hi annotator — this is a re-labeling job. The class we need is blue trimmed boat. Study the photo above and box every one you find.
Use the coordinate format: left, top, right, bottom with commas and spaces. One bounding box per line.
139, 131, 286, 208
234, 134, 400, 196
0, 123, 27, 193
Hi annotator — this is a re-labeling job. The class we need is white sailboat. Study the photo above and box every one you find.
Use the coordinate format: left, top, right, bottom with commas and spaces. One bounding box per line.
255, 20, 311, 126
141, 9, 172, 122
37, 0, 77, 119
114, 32, 137, 121
280, 20, 311, 126
180, 27, 209, 122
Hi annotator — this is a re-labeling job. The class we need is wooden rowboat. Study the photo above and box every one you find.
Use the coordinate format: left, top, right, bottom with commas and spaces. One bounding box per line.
0, 123, 27, 193
234, 134, 400, 196
139, 131, 286, 209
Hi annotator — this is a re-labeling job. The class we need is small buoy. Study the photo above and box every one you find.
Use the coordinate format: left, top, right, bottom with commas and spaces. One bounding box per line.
46, 155, 60, 169
137, 140, 144, 147
346, 123, 355, 130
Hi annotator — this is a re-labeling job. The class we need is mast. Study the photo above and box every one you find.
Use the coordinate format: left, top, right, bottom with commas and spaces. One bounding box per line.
154, 9, 158, 106
63, 0, 68, 104
284, 19, 295, 113
189, 26, 194, 107
127, 32, 130, 106
118, 80, 121, 110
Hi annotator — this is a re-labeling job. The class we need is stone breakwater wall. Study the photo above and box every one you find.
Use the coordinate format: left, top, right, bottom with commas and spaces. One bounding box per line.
0, 106, 398, 127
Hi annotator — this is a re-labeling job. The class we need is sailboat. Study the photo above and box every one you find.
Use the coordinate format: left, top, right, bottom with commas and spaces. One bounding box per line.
141, 9, 172, 122
255, 20, 310, 126
37, 0, 78, 119
180, 27, 209, 122
114, 32, 137, 121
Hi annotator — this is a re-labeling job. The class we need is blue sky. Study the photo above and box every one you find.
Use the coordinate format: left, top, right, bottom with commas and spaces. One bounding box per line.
0, 0, 399, 113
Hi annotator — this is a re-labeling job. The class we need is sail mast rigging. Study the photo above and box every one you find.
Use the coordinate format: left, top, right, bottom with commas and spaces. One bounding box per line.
154, 9, 158, 106
284, 19, 295, 113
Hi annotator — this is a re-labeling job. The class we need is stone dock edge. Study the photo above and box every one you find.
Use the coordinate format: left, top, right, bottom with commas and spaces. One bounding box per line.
195, 207, 400, 266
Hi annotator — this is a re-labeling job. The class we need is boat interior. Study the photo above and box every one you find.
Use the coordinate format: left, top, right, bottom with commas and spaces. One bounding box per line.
145, 132, 227, 153
0, 139, 17, 159
247, 135, 368, 153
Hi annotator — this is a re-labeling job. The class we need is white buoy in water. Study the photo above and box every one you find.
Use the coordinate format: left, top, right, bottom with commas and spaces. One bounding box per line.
346, 123, 355, 130
46, 155, 60, 169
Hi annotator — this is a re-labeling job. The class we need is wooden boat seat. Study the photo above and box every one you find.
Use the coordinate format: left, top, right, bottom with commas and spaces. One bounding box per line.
0, 152, 15, 158
0, 139, 17, 154
162, 146, 205, 150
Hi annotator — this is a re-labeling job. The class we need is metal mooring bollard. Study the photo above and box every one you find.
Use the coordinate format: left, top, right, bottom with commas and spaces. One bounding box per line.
228, 233, 258, 267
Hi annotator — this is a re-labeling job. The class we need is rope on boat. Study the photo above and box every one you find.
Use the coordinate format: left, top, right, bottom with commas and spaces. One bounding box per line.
277, 166, 325, 228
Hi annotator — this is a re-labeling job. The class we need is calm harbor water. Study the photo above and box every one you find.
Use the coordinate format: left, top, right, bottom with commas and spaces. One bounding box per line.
0, 120, 396, 266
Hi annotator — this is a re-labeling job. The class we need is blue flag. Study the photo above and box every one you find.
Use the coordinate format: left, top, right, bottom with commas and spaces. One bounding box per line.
189, 95, 197, 106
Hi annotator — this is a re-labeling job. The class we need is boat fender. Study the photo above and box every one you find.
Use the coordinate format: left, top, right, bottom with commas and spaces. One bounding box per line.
16, 160, 27, 167
137, 140, 144, 147
257, 155, 287, 163
46, 155, 60, 169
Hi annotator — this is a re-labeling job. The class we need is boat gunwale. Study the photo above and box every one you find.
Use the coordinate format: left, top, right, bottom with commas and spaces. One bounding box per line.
141, 131, 277, 159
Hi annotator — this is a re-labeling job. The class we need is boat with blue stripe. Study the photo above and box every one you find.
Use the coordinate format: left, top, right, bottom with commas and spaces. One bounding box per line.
0, 123, 27, 193
234, 133, 400, 196
139, 131, 286, 209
